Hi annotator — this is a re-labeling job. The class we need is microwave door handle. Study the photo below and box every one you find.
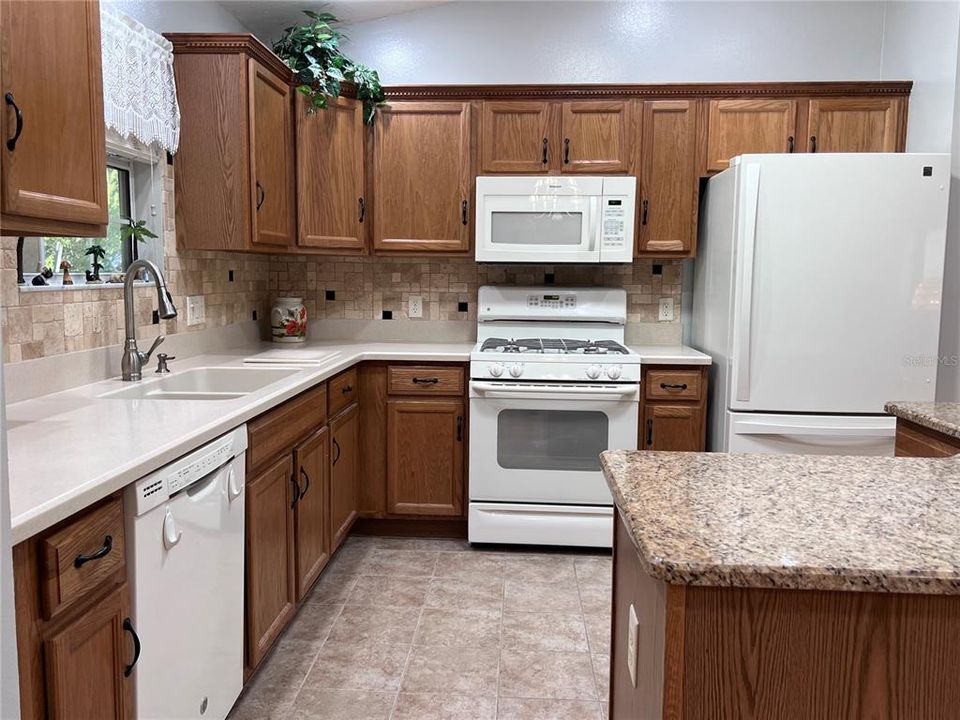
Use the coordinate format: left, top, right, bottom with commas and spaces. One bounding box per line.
588, 197, 599, 254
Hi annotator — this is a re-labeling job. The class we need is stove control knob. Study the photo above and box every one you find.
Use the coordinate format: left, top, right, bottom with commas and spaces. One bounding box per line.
508, 363, 524, 378
606, 365, 622, 380
586, 364, 602, 380
488, 363, 505, 378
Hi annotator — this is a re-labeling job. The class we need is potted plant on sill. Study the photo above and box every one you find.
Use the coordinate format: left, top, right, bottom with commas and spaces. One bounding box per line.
84, 244, 106, 283
120, 220, 159, 280
272, 10, 386, 125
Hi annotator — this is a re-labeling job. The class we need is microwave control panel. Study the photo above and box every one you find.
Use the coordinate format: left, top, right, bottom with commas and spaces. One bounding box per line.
601, 198, 627, 250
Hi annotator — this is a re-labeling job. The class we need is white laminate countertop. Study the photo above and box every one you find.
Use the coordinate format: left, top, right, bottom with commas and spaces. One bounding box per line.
6, 340, 710, 544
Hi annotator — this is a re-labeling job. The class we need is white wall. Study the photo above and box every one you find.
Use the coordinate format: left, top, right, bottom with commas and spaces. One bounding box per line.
105, 0, 250, 33
342, 1, 886, 84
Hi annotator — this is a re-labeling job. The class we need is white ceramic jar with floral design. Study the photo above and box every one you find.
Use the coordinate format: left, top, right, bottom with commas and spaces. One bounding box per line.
271, 297, 307, 343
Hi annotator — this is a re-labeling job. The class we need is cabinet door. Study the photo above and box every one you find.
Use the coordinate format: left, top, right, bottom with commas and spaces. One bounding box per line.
0, 0, 107, 230
373, 102, 472, 253
245, 454, 296, 668
805, 97, 904, 154
704, 99, 798, 173
330, 403, 360, 551
248, 59, 293, 248
44, 584, 131, 720
297, 95, 366, 252
387, 399, 464, 516
293, 426, 330, 601
642, 403, 704, 451
480, 101, 554, 173
560, 101, 629, 174
637, 100, 699, 256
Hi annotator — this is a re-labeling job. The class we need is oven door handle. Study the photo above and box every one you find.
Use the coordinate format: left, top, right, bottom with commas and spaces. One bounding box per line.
471, 382, 638, 401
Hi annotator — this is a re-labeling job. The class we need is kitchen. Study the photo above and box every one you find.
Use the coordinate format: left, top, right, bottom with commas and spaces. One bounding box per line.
1, 1, 959, 719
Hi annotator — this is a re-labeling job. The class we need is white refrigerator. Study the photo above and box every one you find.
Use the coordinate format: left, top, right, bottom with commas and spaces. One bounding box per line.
692, 153, 950, 455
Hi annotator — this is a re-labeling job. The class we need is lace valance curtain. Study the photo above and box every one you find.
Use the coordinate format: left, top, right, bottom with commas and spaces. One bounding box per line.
100, 6, 180, 153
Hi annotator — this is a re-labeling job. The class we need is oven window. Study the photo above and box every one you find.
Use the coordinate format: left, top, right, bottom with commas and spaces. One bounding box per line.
497, 409, 608, 471
490, 211, 583, 246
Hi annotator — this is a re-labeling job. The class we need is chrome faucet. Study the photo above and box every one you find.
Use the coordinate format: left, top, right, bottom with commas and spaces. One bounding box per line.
121, 259, 178, 381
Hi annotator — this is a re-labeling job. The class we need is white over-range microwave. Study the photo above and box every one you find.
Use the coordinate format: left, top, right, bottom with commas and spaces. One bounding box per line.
475, 176, 636, 263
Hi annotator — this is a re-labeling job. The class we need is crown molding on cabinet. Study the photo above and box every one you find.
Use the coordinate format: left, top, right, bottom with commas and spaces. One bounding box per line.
165, 33, 293, 83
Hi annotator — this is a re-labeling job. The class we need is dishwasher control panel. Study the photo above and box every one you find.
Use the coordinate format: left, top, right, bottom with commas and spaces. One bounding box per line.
130, 426, 248, 515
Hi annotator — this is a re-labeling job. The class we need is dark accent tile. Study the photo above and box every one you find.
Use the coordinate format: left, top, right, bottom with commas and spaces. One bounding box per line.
326, 289, 336, 301
252, 309, 258, 321
152, 310, 159, 324
228, 269, 234, 282
382, 310, 393, 320
458, 301, 469, 312
544, 273, 555, 285
652, 264, 663, 275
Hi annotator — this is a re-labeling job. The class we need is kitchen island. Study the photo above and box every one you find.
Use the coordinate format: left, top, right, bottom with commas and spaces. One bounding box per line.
600, 449, 960, 719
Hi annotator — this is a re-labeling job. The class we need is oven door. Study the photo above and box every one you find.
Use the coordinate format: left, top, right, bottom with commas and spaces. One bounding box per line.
475, 193, 601, 263
469, 381, 640, 505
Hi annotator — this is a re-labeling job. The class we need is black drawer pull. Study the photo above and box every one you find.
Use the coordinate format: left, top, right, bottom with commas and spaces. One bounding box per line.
358, 197, 365, 223
787, 135, 795, 153
290, 473, 300, 508
541, 137, 548, 164
646, 418, 653, 447
659, 383, 688, 391
74, 535, 113, 568
333, 438, 341, 466
641, 199, 649, 226
341, 384, 353, 394
123, 618, 141, 677
461, 199, 468, 225
299, 467, 310, 498
5, 92, 23, 152
456, 415, 463, 442
563, 137, 570, 164
412, 377, 439, 385
809, 135, 817, 153
256, 181, 265, 210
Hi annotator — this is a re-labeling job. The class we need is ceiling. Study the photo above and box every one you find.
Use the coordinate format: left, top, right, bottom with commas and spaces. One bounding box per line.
218, 0, 447, 42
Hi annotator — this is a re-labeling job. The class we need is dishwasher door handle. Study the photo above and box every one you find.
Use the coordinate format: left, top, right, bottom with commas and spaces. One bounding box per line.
162, 508, 182, 550
227, 466, 244, 502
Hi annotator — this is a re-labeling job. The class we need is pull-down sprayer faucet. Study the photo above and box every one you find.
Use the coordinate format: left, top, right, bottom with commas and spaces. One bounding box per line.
121, 259, 178, 381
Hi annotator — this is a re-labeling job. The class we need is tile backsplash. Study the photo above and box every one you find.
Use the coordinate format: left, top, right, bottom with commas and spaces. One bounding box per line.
1, 163, 683, 363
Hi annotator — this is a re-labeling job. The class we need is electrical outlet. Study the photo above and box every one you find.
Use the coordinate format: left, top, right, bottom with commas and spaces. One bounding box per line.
186, 296, 205, 326
627, 603, 639, 687
658, 297, 674, 322
408, 295, 423, 319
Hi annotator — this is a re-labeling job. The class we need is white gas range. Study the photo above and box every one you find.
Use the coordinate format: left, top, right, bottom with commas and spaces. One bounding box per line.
468, 286, 641, 548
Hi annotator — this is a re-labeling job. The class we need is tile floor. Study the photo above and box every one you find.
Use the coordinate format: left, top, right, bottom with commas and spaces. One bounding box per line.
229, 535, 613, 720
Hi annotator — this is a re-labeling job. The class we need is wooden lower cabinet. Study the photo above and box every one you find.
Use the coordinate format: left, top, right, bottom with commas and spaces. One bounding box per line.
293, 427, 331, 600
894, 419, 960, 458
330, 403, 360, 550
639, 365, 708, 451
386, 398, 465, 516
642, 403, 704, 451
245, 454, 296, 669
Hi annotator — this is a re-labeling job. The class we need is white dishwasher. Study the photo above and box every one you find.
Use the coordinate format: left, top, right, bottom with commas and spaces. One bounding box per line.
125, 426, 247, 720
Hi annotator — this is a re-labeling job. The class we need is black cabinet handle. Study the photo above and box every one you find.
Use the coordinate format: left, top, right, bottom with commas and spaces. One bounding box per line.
358, 197, 365, 223
541, 137, 548, 164
809, 135, 817, 153
646, 418, 653, 447
563, 138, 570, 164
641, 199, 649, 226
74, 535, 113, 569
299, 467, 310, 499
332, 438, 341, 466
787, 136, 795, 153
456, 415, 463, 442
412, 377, 439, 385
659, 382, 688, 391
341, 384, 353, 394
123, 618, 141, 677
256, 181, 265, 210
290, 472, 300, 508
4, 93, 23, 152
461, 199, 468, 226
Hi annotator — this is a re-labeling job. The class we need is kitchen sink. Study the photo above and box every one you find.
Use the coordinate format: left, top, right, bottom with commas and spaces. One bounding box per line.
100, 367, 301, 400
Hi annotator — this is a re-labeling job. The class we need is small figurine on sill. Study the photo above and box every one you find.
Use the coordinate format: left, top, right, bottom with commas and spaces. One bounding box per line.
31, 266, 53, 286
59, 260, 73, 285
84, 244, 105, 283
106, 272, 125, 284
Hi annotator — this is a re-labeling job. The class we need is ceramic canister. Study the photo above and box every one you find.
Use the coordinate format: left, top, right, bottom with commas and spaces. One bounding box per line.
271, 297, 307, 343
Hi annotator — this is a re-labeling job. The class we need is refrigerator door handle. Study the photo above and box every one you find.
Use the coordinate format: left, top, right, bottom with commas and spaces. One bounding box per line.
733, 419, 896, 437
732, 164, 761, 404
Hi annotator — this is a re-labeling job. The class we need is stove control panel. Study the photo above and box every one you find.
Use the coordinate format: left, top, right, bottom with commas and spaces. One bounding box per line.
488, 362, 505, 378
508, 363, 524, 378
605, 365, 622, 380
526, 294, 576, 310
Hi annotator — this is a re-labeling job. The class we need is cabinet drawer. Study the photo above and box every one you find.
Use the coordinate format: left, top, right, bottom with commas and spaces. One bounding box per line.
646, 370, 702, 401
41, 498, 125, 620
248, 384, 327, 473
328, 368, 358, 417
388, 366, 465, 396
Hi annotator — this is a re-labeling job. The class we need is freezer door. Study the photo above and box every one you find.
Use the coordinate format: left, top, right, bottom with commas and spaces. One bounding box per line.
727, 411, 896, 456
729, 154, 950, 414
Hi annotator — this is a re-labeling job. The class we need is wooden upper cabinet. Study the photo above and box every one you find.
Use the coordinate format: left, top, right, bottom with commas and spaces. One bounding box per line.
249, 59, 293, 248
560, 101, 630, 173
168, 34, 293, 252
805, 97, 905, 153
296, 95, 366, 253
704, 99, 798, 173
637, 100, 699, 256
0, 0, 107, 236
481, 101, 554, 173
292, 426, 330, 601
373, 102, 472, 253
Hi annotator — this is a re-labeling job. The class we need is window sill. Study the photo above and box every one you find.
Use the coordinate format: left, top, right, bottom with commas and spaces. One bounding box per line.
18, 280, 153, 293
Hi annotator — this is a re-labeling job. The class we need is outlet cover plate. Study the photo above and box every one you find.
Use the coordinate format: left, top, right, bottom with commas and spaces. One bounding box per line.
627, 603, 639, 687
408, 295, 423, 319
186, 296, 205, 326
658, 297, 674, 322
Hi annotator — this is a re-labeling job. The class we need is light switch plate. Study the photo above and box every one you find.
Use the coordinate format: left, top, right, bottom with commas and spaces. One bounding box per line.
186, 296, 205, 326
627, 603, 639, 687
408, 295, 423, 319
658, 297, 674, 322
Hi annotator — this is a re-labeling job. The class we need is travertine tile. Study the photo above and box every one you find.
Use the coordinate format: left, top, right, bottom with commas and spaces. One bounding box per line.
503, 579, 580, 613
347, 576, 429, 608
434, 551, 506, 579
308, 573, 359, 605
303, 642, 410, 692
392, 693, 497, 720
496, 697, 604, 720
592, 654, 611, 702
362, 549, 439, 577
501, 612, 588, 652
502, 555, 577, 583
574, 556, 613, 586
234, 638, 317, 714
400, 646, 499, 695
426, 576, 505, 610
413, 608, 501, 648
577, 584, 612, 617
498, 649, 598, 701
325, 604, 421, 645
288, 688, 395, 720
282, 602, 342, 646
583, 614, 612, 655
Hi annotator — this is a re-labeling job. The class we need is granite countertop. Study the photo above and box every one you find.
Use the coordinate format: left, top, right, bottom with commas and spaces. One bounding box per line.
600, 449, 960, 595
885, 401, 960, 440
